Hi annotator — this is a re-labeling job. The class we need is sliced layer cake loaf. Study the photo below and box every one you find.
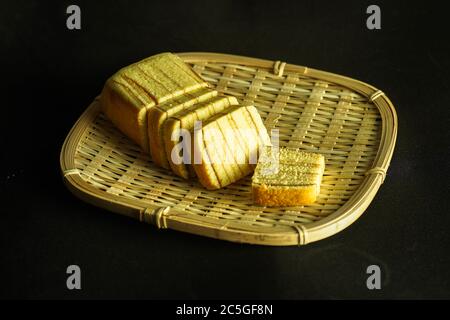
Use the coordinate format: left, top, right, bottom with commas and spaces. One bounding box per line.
193, 105, 271, 190
100, 52, 209, 152
252, 146, 325, 206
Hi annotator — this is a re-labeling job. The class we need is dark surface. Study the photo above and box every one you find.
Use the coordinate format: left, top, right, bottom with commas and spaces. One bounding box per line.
1, 0, 449, 299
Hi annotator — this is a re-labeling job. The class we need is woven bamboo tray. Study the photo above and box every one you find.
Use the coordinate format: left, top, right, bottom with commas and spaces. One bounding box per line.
60, 52, 397, 246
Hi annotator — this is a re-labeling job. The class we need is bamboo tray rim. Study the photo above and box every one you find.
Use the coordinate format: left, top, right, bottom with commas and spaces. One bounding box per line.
60, 52, 398, 246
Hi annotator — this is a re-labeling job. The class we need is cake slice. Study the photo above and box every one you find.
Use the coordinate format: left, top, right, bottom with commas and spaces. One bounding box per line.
252, 146, 325, 206
193, 105, 270, 189
100, 52, 208, 152
163, 96, 239, 179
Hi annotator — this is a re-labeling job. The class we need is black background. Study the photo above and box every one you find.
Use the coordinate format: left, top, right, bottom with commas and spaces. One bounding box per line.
1, 0, 449, 299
